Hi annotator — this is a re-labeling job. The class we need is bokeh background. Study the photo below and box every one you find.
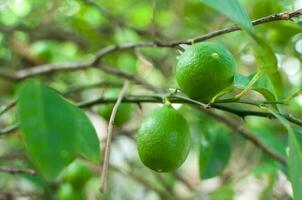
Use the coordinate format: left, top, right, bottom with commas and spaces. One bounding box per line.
0, 0, 302, 199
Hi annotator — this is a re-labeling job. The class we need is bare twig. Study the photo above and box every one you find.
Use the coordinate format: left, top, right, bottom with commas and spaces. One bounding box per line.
0, 100, 16, 116
0, 124, 19, 136
99, 81, 129, 192
0, 152, 25, 161
0, 167, 35, 175
110, 164, 172, 199
0, 9, 301, 81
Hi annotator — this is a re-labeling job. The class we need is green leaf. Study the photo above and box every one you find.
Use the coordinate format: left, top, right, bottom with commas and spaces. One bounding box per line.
251, 127, 286, 158
17, 80, 78, 181
199, 127, 232, 179
270, 111, 302, 200
200, 0, 254, 33
252, 38, 283, 99
17, 80, 100, 181
235, 73, 277, 104
73, 107, 100, 163
288, 131, 302, 200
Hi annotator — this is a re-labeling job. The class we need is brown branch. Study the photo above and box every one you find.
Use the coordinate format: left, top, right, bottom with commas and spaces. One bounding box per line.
0, 9, 301, 82
99, 81, 129, 193
0, 166, 35, 175
174, 96, 287, 164
204, 108, 287, 164
0, 100, 16, 116
0, 124, 19, 136
110, 164, 173, 199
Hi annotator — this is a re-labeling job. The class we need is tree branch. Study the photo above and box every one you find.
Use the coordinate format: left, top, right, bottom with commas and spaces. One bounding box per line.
77, 95, 302, 127
110, 164, 173, 199
100, 81, 129, 193
0, 166, 35, 175
1, 94, 290, 164
0, 9, 301, 81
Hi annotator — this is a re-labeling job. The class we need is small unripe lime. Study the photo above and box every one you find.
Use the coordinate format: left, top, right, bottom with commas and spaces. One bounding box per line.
63, 160, 92, 187
56, 182, 85, 200
136, 105, 191, 172
98, 89, 134, 126
176, 42, 236, 100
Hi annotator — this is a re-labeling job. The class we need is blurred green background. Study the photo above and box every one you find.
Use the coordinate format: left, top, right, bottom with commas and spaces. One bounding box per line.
0, 0, 302, 199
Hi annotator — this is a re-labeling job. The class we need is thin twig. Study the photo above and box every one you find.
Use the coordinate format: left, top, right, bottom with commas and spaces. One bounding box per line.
99, 81, 129, 193
110, 164, 172, 199
0, 124, 19, 136
0, 9, 301, 81
0, 100, 16, 116
0, 167, 35, 175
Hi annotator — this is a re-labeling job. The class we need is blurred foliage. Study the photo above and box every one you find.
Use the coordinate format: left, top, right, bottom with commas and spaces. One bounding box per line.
0, 0, 302, 199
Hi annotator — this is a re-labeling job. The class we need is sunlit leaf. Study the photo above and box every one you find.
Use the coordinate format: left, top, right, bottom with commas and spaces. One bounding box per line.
235, 73, 277, 106
200, 0, 254, 33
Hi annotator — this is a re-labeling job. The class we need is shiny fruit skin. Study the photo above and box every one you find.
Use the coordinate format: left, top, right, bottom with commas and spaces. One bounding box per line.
176, 42, 236, 100
63, 160, 92, 188
56, 182, 85, 200
98, 89, 134, 126
136, 105, 191, 172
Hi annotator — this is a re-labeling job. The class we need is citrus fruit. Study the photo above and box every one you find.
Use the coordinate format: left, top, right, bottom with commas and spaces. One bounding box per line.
56, 182, 85, 200
63, 160, 92, 187
136, 105, 191, 172
176, 42, 236, 100
98, 89, 134, 126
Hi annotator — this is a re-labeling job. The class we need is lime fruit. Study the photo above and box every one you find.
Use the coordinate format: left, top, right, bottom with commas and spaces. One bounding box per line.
136, 105, 191, 172
176, 42, 236, 100
98, 89, 134, 126
63, 160, 92, 187
56, 182, 85, 200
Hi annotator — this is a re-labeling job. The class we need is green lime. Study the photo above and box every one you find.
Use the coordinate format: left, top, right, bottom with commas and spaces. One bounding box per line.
63, 160, 92, 187
98, 89, 134, 126
56, 182, 85, 200
136, 105, 191, 172
176, 42, 236, 100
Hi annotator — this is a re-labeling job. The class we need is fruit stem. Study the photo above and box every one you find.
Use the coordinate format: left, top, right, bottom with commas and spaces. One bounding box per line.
234, 71, 262, 100
207, 86, 233, 108
163, 96, 171, 106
